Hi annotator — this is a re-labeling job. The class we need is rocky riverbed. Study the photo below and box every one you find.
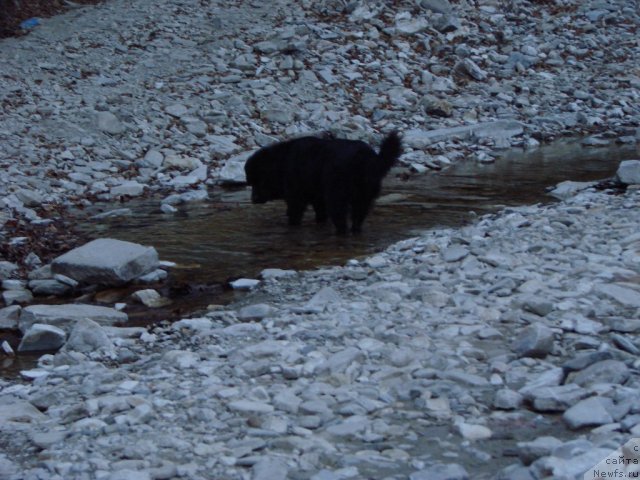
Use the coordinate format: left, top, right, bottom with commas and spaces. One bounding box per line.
1, 0, 640, 479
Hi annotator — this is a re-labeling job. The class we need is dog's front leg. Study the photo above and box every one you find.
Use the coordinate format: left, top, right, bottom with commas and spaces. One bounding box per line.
286, 201, 307, 226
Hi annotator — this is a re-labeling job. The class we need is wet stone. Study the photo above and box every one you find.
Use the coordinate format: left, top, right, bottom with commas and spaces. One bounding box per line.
568, 360, 631, 387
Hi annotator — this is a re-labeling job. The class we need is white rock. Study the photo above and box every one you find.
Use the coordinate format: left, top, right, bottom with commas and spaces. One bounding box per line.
132, 289, 171, 308
456, 422, 492, 440
51, 238, 159, 286
616, 159, 640, 184
96, 111, 125, 134
64, 318, 113, 353
230, 278, 260, 290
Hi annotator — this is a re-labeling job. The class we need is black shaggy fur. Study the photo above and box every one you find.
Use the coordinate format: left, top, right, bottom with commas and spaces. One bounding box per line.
244, 132, 402, 234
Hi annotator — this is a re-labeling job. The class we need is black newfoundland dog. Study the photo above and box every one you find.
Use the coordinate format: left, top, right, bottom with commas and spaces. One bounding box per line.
244, 132, 402, 234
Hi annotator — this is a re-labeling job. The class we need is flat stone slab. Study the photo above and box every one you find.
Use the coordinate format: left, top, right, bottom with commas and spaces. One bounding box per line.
51, 238, 159, 286
19, 304, 128, 334
403, 120, 524, 149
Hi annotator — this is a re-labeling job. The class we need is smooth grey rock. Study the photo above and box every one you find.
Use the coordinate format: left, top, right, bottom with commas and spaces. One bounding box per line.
96, 111, 125, 134
493, 389, 523, 410
51, 238, 159, 286
410, 463, 469, 480
162, 350, 199, 369
519, 295, 554, 317
403, 121, 524, 149
418, 0, 452, 14
611, 333, 640, 355
230, 278, 260, 290
512, 324, 554, 358
616, 160, 640, 185
549, 180, 595, 200
163, 154, 201, 170
517, 436, 563, 465
106, 470, 151, 480
562, 351, 613, 372
252, 457, 288, 480
530, 448, 613, 480
563, 396, 614, 429
453, 58, 487, 81
442, 245, 469, 262
304, 286, 341, 312
596, 283, 640, 308
0, 305, 21, 329
132, 289, 171, 308
0, 261, 19, 280
28, 279, 72, 296
218, 151, 251, 184
0, 398, 46, 423
395, 14, 429, 35
63, 318, 113, 353
228, 400, 274, 414
15, 188, 43, 207
2, 288, 33, 306
318, 347, 364, 375
165, 103, 188, 118
569, 360, 630, 387
139, 149, 163, 168
456, 422, 492, 440
18, 323, 66, 352
110, 181, 146, 197
238, 303, 276, 321
19, 304, 128, 333
528, 384, 589, 412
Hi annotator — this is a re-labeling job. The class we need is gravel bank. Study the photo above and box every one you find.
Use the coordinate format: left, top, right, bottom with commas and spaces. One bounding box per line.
1, 0, 640, 479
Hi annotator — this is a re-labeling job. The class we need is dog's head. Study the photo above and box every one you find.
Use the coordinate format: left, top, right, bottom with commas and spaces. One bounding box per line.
244, 148, 284, 203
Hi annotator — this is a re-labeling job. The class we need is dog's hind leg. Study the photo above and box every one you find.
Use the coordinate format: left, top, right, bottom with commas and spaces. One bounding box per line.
350, 197, 372, 233
286, 201, 307, 226
312, 201, 328, 223
326, 198, 349, 235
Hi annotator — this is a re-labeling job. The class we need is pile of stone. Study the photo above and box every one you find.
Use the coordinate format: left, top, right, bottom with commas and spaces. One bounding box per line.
1, 238, 169, 354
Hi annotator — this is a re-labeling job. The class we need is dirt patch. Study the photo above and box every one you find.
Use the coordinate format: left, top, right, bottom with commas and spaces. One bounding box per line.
0, 0, 103, 38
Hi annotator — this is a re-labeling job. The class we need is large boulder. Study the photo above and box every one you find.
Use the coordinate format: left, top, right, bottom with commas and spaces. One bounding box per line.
616, 159, 640, 185
51, 238, 158, 286
19, 304, 128, 334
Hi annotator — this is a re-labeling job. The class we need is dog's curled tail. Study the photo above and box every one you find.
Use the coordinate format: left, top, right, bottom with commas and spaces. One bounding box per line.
378, 131, 402, 175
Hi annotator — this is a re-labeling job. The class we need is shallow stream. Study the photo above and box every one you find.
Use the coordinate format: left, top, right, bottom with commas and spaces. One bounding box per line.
84, 139, 637, 310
